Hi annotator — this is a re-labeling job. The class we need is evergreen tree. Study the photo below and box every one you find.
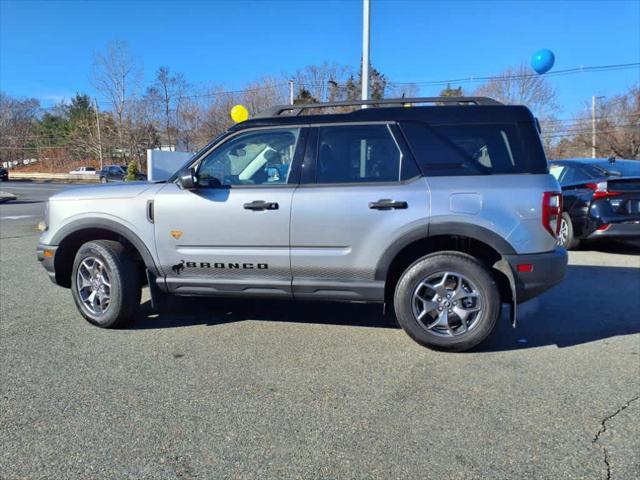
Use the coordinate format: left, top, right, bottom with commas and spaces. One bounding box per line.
440, 84, 464, 97
293, 88, 319, 104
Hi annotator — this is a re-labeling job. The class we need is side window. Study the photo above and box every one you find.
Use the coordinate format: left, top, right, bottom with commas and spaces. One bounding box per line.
401, 122, 545, 175
197, 128, 300, 186
316, 125, 401, 184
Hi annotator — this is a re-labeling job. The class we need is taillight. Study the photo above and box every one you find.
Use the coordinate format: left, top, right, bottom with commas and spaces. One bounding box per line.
585, 181, 621, 200
542, 191, 562, 238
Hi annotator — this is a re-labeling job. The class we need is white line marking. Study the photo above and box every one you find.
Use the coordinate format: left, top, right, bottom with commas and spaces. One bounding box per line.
0, 215, 36, 220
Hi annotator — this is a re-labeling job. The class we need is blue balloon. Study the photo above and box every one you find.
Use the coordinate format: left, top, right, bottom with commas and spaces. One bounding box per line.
531, 49, 555, 74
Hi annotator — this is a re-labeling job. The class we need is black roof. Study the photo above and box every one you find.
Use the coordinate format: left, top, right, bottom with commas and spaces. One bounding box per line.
230, 104, 536, 132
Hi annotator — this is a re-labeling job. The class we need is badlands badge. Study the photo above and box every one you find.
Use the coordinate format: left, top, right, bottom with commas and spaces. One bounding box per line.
170, 230, 183, 240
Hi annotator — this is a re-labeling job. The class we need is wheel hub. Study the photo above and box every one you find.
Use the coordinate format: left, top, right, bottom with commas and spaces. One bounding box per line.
411, 271, 483, 337
76, 256, 112, 316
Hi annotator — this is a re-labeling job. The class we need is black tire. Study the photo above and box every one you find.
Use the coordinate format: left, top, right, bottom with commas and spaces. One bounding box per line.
100, 176, 107, 183
558, 212, 579, 250
71, 240, 141, 328
393, 252, 501, 352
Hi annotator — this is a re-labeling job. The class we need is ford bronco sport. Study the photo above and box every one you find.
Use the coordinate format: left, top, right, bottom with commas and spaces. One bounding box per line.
37, 97, 567, 351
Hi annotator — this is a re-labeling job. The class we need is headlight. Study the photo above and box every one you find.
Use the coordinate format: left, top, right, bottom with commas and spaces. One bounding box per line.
38, 202, 49, 232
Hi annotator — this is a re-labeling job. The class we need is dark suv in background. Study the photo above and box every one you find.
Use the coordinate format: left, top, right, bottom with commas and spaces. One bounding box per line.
99, 165, 146, 183
550, 158, 640, 249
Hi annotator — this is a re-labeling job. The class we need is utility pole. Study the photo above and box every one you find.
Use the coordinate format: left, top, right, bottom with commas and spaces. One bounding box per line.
361, 0, 370, 107
289, 79, 294, 105
94, 98, 104, 170
591, 95, 596, 158
591, 95, 605, 158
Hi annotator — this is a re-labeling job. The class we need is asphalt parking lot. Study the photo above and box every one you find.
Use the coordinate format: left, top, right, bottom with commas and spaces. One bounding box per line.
1, 182, 638, 480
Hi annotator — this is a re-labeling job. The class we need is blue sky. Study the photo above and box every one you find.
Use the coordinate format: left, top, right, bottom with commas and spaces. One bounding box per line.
1, 0, 639, 117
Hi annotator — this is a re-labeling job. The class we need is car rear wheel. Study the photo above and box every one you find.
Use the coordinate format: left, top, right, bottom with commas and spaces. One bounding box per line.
557, 213, 579, 249
71, 240, 141, 328
393, 252, 501, 352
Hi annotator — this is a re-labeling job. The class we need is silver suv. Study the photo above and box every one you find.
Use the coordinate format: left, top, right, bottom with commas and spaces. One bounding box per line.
37, 97, 567, 351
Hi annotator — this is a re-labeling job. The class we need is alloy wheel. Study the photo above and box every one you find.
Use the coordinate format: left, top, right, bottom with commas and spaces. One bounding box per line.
411, 271, 483, 337
76, 256, 112, 316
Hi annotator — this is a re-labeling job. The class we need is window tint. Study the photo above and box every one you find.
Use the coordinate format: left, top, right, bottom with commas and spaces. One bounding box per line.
316, 125, 401, 184
401, 121, 547, 175
197, 128, 300, 186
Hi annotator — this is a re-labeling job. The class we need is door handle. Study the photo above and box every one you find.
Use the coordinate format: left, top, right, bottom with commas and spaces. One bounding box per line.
243, 200, 279, 211
368, 199, 408, 210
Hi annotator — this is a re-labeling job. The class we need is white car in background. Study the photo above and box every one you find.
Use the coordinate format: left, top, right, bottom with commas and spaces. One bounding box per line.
69, 167, 97, 175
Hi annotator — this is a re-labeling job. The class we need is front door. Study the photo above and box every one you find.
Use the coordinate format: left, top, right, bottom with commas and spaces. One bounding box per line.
153, 126, 305, 297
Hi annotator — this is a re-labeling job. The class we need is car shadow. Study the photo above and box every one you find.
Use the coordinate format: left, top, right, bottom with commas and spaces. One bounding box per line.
1, 199, 44, 205
577, 238, 640, 255
134, 297, 395, 330
132, 264, 639, 352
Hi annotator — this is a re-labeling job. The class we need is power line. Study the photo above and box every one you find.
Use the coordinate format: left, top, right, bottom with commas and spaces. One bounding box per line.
388, 62, 640, 87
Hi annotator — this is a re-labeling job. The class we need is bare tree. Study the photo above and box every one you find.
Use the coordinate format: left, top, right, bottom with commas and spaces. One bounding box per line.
474, 65, 560, 149
474, 65, 559, 115
545, 85, 639, 159
146, 66, 189, 150
0, 93, 40, 166
292, 63, 350, 103
241, 77, 287, 115
91, 41, 142, 154
593, 86, 640, 159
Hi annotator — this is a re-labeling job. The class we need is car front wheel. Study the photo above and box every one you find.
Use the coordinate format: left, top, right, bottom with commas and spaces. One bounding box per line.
393, 252, 501, 352
71, 240, 141, 328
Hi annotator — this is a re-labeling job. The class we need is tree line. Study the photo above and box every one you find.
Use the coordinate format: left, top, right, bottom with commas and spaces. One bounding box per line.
0, 41, 638, 172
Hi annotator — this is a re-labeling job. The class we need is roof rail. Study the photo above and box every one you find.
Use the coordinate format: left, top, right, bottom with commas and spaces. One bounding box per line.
256, 96, 502, 118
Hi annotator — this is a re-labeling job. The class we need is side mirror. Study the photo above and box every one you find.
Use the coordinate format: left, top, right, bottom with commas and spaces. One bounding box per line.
177, 168, 197, 190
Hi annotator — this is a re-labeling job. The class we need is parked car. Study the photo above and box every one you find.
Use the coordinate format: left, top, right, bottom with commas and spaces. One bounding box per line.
69, 166, 97, 175
549, 158, 640, 249
99, 165, 127, 182
37, 96, 568, 352
98, 165, 145, 182
0, 167, 8, 181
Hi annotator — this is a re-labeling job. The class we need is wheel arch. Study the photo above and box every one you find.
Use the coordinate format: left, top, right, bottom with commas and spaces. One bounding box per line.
51, 219, 159, 288
378, 223, 515, 308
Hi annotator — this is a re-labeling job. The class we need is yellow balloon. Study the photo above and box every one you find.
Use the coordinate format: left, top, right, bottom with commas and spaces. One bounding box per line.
230, 104, 249, 123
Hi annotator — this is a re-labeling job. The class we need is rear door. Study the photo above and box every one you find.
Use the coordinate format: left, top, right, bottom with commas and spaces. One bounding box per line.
290, 123, 429, 301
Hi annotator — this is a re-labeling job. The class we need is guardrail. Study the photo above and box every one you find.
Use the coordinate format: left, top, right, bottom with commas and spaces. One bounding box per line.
6, 172, 100, 183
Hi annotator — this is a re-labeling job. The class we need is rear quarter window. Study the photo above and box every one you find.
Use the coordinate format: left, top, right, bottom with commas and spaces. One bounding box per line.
400, 121, 548, 176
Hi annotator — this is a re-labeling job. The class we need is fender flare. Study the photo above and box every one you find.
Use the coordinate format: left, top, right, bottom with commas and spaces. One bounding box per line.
374, 221, 516, 280
375, 221, 518, 324
50, 218, 160, 277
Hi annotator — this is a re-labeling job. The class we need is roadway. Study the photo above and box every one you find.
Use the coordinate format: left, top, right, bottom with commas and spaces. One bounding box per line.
0, 181, 638, 479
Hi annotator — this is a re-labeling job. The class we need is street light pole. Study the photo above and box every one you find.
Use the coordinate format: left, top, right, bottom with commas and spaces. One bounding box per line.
591, 95, 605, 158
289, 79, 294, 105
361, 0, 370, 106
591, 95, 596, 158
94, 98, 104, 170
